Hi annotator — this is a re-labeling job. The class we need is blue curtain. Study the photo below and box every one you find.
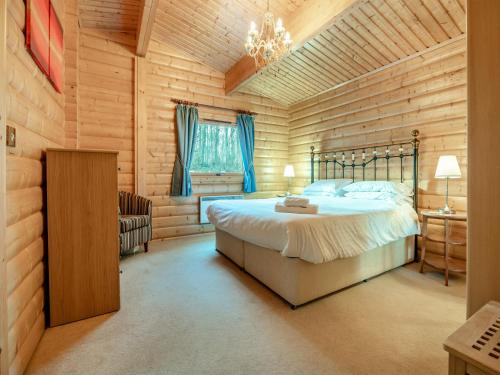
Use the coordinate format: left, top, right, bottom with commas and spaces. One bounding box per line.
237, 114, 257, 193
171, 104, 199, 196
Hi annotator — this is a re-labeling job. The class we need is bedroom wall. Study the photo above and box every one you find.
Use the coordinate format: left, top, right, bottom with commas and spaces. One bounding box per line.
142, 39, 289, 239
63, 25, 467, 248
77, 29, 136, 192
2, 9, 137, 373
5, 0, 65, 374
288, 36, 467, 259
74, 33, 288, 240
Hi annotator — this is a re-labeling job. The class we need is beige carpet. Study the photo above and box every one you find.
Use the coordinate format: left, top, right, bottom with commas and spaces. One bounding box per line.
26, 234, 466, 375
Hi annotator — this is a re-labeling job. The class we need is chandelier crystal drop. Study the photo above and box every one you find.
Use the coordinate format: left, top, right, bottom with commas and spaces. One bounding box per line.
245, 0, 292, 68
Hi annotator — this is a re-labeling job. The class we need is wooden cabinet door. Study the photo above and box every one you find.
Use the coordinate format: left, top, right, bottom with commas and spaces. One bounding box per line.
47, 150, 120, 326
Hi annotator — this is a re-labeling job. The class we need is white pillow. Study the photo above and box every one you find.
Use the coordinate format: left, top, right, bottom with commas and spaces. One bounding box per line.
344, 192, 387, 200
302, 191, 334, 197
343, 181, 413, 196
303, 179, 352, 196
345, 191, 414, 205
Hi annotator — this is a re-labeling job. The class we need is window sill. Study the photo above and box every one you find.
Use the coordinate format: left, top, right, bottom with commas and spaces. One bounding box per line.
190, 172, 243, 177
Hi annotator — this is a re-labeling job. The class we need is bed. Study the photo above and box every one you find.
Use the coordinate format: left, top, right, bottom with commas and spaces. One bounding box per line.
208, 130, 421, 308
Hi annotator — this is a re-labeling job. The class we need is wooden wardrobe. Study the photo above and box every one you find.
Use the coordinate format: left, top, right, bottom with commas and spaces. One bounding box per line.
46, 149, 120, 326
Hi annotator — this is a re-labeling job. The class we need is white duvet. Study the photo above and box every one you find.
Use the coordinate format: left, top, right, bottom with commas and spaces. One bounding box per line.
207, 196, 420, 264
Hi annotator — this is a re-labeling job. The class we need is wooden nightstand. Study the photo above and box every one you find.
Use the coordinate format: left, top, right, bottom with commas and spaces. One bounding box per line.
419, 210, 467, 286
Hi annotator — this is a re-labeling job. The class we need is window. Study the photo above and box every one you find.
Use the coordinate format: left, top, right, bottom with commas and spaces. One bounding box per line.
190, 123, 243, 173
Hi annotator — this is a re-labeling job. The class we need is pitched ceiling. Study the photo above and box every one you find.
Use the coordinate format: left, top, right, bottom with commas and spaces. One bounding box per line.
79, 0, 142, 31
239, 0, 466, 105
77, 0, 466, 106
151, 0, 307, 72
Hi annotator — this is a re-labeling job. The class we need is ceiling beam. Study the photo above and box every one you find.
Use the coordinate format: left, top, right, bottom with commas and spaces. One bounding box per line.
225, 0, 358, 95
136, 0, 159, 57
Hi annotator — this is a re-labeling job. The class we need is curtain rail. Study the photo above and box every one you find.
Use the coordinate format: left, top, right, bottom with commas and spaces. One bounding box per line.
200, 118, 235, 126
170, 99, 256, 116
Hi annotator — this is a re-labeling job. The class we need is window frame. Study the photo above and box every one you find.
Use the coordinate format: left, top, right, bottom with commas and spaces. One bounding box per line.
189, 121, 243, 176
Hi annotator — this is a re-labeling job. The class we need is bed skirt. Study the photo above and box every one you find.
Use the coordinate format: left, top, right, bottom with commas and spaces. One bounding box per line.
215, 228, 414, 307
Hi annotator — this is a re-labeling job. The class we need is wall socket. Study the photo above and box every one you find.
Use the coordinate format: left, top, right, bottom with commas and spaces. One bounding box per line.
6, 126, 16, 147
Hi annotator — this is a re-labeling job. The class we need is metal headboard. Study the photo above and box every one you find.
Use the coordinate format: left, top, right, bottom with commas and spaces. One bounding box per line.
310, 130, 420, 211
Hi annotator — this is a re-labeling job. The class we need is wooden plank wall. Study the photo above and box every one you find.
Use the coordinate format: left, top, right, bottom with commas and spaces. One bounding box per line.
77, 29, 136, 192
5, 0, 65, 374
64, 0, 79, 148
288, 36, 467, 259
144, 40, 289, 239
0, 0, 8, 372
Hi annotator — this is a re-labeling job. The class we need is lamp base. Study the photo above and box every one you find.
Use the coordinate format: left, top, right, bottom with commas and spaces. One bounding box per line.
438, 178, 455, 214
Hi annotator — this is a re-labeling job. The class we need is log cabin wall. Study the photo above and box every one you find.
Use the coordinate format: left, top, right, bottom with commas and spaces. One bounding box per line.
64, 0, 78, 148
77, 29, 136, 192
73, 33, 288, 240
142, 40, 289, 239
288, 36, 467, 259
0, 0, 8, 372
5, 0, 65, 374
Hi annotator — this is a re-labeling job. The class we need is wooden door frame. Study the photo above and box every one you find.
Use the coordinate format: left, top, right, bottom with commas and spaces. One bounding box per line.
466, 0, 500, 317
0, 0, 8, 372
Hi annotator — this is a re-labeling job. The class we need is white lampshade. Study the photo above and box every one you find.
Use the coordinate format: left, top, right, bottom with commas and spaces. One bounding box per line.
435, 155, 461, 179
283, 164, 295, 178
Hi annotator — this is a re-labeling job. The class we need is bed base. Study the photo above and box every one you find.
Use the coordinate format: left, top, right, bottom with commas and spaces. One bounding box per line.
216, 229, 414, 308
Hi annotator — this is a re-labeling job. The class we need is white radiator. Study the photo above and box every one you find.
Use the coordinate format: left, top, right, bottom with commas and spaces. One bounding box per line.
199, 195, 244, 224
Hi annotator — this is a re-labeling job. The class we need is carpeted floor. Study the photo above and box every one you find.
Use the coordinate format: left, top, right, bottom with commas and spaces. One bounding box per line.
26, 234, 466, 375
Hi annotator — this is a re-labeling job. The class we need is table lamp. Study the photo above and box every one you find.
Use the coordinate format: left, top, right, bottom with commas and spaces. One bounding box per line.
283, 164, 295, 196
435, 155, 461, 214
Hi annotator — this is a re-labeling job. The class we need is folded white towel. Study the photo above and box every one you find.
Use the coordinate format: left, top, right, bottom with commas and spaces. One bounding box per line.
284, 196, 310, 208
275, 202, 318, 214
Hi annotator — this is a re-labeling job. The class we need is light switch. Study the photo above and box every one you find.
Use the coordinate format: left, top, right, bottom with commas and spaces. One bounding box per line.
6, 125, 16, 147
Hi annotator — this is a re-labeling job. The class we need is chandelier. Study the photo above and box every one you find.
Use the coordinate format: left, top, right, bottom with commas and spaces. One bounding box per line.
244, 0, 292, 68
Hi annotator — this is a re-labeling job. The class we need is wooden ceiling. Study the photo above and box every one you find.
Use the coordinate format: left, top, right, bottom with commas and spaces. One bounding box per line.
240, 0, 466, 105
77, 0, 466, 106
151, 0, 307, 72
79, 0, 142, 31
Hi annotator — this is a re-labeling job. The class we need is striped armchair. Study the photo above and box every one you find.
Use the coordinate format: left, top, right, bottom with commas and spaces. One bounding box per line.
119, 191, 152, 256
